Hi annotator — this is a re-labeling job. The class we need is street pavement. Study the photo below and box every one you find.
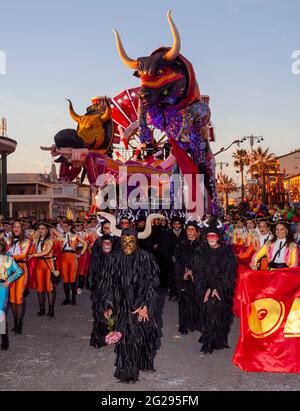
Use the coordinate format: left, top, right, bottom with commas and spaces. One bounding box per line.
1, 286, 300, 391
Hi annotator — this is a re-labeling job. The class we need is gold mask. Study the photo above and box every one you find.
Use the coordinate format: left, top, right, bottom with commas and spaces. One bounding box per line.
121, 235, 137, 255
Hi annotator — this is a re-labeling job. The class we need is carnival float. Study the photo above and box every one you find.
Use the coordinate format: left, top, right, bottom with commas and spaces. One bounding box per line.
37, 10, 300, 375
41, 10, 221, 217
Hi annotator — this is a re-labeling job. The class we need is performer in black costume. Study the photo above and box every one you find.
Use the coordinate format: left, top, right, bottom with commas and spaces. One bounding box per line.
159, 216, 186, 300
147, 218, 168, 288
90, 235, 115, 348
174, 221, 202, 334
193, 224, 237, 353
94, 212, 162, 382
112, 227, 160, 382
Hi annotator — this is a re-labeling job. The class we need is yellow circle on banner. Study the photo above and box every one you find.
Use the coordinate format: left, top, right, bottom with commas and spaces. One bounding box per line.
283, 297, 300, 337
248, 298, 285, 338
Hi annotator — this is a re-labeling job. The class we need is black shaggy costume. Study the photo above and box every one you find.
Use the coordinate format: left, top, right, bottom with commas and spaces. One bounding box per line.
193, 243, 237, 353
112, 244, 160, 382
158, 221, 186, 300
90, 236, 115, 348
174, 238, 202, 334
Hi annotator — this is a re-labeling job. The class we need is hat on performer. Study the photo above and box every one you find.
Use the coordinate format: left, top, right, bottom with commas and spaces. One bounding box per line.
121, 227, 138, 237
255, 216, 273, 225
101, 233, 114, 242
271, 218, 292, 226
63, 220, 73, 226
170, 216, 184, 226
185, 221, 199, 230
2, 220, 10, 225
74, 219, 83, 225
37, 221, 52, 229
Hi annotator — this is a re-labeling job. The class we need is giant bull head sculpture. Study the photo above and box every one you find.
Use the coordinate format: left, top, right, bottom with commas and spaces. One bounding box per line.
113, 10, 223, 217
113, 10, 194, 108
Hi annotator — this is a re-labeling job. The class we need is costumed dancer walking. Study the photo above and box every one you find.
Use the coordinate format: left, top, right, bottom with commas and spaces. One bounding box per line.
2, 221, 12, 243
28, 222, 56, 317
236, 217, 260, 267
59, 221, 87, 305
6, 221, 30, 334
49, 225, 62, 309
251, 220, 298, 270
83, 219, 98, 290
147, 217, 168, 288
26, 228, 38, 291
193, 223, 237, 353
159, 216, 186, 301
88, 215, 101, 234
174, 221, 202, 334
98, 212, 161, 383
0, 239, 24, 350
254, 217, 274, 270
90, 234, 115, 348
74, 221, 90, 294
232, 218, 247, 247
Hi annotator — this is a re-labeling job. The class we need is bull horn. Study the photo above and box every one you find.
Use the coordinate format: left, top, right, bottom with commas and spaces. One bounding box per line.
66, 99, 81, 123
100, 97, 112, 122
138, 213, 164, 240
217, 220, 223, 229
97, 212, 122, 237
164, 10, 181, 61
112, 29, 138, 70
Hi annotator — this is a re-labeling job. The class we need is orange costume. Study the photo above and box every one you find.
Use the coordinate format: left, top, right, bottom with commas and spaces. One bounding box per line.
30, 234, 56, 317
58, 231, 87, 305
6, 237, 31, 334
7, 239, 30, 304
33, 237, 54, 293
237, 230, 260, 267
232, 228, 248, 247
83, 230, 97, 272
59, 232, 87, 283
76, 230, 93, 278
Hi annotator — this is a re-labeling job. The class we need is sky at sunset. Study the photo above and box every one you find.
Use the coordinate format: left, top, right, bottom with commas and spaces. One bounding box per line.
1, 0, 300, 182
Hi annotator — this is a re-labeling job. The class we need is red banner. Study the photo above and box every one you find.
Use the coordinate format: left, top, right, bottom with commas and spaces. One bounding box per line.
233, 267, 300, 373
232, 263, 249, 317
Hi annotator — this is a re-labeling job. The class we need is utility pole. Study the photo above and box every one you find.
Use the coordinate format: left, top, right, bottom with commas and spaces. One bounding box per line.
216, 161, 229, 175
242, 134, 264, 154
214, 139, 244, 156
242, 134, 264, 199
0, 117, 17, 217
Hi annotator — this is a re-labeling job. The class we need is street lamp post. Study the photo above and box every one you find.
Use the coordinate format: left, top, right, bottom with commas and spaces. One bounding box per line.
242, 134, 264, 199
216, 161, 229, 175
214, 139, 244, 156
242, 134, 264, 154
235, 167, 246, 202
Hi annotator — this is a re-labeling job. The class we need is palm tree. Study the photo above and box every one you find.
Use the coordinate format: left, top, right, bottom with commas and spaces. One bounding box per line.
232, 149, 250, 200
217, 174, 238, 210
248, 146, 278, 204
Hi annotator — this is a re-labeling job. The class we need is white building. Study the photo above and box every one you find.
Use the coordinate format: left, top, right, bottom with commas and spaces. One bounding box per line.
7, 170, 91, 219
277, 150, 300, 177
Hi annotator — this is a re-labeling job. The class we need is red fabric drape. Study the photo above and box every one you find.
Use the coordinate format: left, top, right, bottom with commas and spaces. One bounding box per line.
169, 137, 200, 212
233, 267, 300, 373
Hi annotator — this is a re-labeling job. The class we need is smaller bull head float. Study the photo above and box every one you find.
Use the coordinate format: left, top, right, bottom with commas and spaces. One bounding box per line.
113, 10, 223, 216
40, 96, 114, 186
67, 96, 112, 148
